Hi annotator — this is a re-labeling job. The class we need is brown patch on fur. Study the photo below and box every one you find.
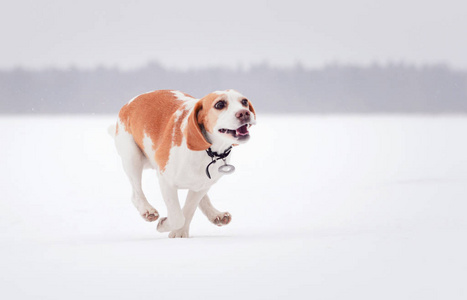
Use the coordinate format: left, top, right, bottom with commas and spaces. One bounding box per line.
115, 122, 119, 135
118, 90, 209, 171
173, 109, 189, 146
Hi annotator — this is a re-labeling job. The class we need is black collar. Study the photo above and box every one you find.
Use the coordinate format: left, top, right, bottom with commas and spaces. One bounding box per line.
206, 146, 232, 160
205, 146, 233, 179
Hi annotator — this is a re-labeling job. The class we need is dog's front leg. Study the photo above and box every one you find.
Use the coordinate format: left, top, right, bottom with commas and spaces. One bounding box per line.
156, 178, 185, 233
199, 194, 232, 226
168, 189, 209, 238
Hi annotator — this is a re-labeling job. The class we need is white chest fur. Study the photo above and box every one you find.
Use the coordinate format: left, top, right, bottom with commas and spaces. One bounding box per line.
157, 142, 230, 191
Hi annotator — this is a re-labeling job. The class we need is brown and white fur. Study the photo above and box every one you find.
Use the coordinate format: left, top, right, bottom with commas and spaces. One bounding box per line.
109, 89, 256, 238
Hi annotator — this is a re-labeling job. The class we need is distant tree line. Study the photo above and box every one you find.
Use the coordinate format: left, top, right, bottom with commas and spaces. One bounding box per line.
1, 62, 466, 114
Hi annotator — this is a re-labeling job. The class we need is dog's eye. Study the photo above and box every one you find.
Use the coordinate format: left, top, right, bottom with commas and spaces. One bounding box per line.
214, 100, 226, 110
241, 99, 249, 107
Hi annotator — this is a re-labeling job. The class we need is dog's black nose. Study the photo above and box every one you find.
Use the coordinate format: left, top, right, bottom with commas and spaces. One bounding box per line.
236, 109, 251, 120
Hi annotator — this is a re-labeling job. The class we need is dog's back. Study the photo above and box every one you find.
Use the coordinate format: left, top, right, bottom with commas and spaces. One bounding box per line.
117, 90, 193, 154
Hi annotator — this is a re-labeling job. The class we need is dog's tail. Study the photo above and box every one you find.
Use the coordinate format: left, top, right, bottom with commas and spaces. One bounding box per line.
107, 123, 117, 138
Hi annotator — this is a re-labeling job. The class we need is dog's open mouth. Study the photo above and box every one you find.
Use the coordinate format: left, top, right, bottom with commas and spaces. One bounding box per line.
218, 124, 250, 139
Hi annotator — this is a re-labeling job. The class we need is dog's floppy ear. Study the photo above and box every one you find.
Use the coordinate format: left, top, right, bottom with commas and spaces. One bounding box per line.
248, 100, 256, 118
185, 100, 212, 151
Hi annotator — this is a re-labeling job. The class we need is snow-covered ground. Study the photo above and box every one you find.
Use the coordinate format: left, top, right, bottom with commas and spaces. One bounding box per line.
1, 114, 466, 299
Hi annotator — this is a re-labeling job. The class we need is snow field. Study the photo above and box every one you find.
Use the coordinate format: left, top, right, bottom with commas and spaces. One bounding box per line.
0, 115, 466, 299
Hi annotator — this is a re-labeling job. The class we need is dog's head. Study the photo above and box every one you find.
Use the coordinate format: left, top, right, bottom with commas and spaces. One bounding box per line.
186, 90, 256, 150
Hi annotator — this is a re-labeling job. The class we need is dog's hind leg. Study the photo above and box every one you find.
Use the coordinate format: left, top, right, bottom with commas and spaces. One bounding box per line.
114, 122, 159, 222
199, 194, 231, 226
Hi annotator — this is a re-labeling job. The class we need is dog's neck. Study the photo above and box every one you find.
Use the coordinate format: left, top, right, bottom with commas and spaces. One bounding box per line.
202, 128, 233, 154
209, 139, 233, 155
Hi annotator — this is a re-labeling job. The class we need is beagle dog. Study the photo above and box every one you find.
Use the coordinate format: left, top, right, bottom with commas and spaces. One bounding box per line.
109, 89, 256, 238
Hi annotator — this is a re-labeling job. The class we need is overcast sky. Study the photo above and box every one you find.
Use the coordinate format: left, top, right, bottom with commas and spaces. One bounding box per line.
2, 0, 466, 70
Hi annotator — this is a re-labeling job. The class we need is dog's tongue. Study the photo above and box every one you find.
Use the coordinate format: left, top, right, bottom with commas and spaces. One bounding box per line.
236, 124, 249, 136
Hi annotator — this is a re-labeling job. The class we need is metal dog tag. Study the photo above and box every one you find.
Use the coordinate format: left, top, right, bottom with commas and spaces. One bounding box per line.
218, 159, 235, 174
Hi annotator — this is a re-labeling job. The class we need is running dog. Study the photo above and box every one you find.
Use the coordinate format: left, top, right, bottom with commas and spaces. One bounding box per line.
109, 89, 256, 238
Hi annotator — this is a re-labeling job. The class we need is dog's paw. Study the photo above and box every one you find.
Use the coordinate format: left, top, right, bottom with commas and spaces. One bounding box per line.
212, 212, 231, 226
169, 229, 189, 238
157, 216, 185, 232
157, 217, 169, 232
141, 209, 159, 222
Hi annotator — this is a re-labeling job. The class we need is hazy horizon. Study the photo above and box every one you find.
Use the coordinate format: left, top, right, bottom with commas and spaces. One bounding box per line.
2, 63, 466, 114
